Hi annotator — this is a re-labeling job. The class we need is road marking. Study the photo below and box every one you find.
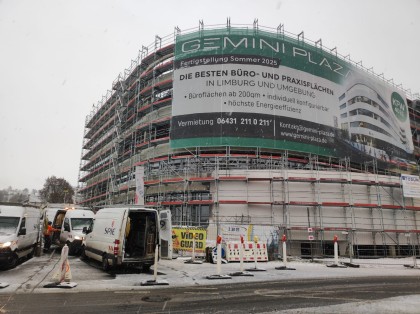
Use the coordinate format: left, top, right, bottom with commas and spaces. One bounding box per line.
254, 289, 364, 301
114, 291, 150, 294
184, 292, 219, 295
162, 301, 168, 311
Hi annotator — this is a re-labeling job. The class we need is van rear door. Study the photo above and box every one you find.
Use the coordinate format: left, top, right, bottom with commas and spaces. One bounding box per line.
159, 209, 172, 259
123, 209, 157, 263
119, 208, 129, 263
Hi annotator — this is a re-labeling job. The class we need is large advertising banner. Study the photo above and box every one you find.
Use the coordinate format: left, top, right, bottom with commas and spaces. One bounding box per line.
170, 28, 414, 166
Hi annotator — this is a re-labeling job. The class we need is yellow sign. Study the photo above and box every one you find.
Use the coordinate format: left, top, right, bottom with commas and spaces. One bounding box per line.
172, 227, 207, 253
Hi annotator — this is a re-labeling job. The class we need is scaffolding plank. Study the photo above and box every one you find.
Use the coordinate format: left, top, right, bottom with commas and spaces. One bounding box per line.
353, 203, 378, 208
219, 200, 247, 204
189, 177, 215, 182
289, 201, 318, 206
187, 200, 214, 205
219, 176, 247, 181
322, 202, 349, 207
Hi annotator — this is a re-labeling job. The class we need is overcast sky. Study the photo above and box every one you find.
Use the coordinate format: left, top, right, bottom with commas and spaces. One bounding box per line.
0, 0, 419, 191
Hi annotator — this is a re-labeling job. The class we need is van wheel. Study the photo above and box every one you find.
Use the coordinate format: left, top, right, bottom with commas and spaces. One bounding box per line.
80, 246, 88, 261
27, 246, 36, 259
142, 264, 152, 273
66, 241, 75, 255
102, 255, 110, 271
7, 253, 18, 269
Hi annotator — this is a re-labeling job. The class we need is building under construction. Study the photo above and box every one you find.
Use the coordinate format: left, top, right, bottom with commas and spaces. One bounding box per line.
78, 21, 420, 258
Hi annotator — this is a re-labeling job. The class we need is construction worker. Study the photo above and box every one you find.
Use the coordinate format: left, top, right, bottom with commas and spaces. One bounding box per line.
43, 221, 59, 252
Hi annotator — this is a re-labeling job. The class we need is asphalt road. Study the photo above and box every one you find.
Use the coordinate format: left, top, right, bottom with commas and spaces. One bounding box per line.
1, 276, 420, 313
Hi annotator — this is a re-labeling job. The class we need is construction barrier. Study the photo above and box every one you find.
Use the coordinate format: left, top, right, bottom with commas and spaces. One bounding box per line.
224, 241, 268, 262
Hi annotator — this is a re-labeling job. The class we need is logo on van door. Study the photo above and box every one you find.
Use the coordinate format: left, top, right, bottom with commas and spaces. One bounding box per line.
104, 220, 116, 235
104, 227, 115, 235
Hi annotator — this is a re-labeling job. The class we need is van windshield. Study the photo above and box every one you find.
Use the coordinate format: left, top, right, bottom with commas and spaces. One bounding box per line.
71, 218, 93, 230
0, 217, 20, 233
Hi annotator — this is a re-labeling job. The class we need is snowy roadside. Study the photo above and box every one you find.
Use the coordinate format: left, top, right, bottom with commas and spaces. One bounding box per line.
99, 256, 420, 291
2, 254, 419, 293
2, 254, 420, 313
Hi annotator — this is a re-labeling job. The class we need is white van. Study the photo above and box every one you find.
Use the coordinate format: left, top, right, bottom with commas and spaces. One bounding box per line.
82, 206, 166, 271
0, 204, 41, 269
51, 209, 95, 255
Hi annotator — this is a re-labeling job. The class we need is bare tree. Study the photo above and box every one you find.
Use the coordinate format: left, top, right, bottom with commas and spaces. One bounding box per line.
39, 176, 74, 203
0, 190, 7, 202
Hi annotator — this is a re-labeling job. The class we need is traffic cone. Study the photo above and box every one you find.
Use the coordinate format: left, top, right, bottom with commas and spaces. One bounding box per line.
44, 244, 78, 288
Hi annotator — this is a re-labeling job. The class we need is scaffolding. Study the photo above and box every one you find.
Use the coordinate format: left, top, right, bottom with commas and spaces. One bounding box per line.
77, 22, 420, 257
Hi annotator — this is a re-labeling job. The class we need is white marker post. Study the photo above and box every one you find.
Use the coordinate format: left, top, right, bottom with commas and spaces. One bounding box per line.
141, 244, 169, 286
276, 234, 296, 270
185, 232, 203, 264
240, 235, 245, 272
207, 235, 231, 279
153, 244, 159, 281
327, 235, 347, 268
192, 233, 196, 261
334, 234, 339, 265
230, 235, 253, 276
282, 234, 287, 267
216, 235, 222, 275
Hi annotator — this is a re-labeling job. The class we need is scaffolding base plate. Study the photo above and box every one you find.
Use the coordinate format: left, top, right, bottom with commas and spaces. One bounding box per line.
275, 266, 296, 270
0, 282, 9, 289
140, 279, 169, 286
184, 259, 203, 264
245, 267, 266, 272
206, 274, 232, 280
229, 271, 254, 277
43, 282, 78, 288
342, 262, 360, 268
326, 263, 347, 268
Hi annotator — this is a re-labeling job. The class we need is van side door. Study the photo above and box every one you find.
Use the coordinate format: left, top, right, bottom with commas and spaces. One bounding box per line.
61, 217, 70, 243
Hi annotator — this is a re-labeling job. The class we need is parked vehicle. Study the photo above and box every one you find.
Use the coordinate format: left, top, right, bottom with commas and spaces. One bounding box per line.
82, 206, 166, 271
0, 204, 41, 269
51, 208, 94, 255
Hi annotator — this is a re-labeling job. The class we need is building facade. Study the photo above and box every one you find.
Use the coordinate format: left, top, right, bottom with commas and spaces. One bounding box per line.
78, 23, 420, 257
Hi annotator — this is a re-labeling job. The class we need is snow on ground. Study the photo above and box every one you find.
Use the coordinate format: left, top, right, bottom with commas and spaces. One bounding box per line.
1, 254, 420, 312
1, 255, 419, 292
276, 295, 420, 314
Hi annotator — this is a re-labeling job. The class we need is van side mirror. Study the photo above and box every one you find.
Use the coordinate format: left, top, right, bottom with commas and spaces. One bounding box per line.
64, 223, 70, 232
83, 226, 91, 234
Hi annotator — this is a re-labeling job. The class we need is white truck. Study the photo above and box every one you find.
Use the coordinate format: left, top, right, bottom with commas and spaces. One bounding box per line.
82, 206, 170, 271
51, 208, 95, 255
0, 204, 41, 269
